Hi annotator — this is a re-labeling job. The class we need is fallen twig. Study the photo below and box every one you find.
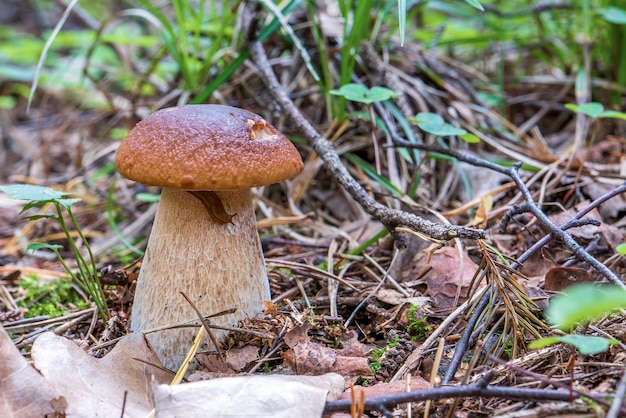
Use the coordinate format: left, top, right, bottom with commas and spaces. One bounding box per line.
247, 35, 485, 242
324, 370, 615, 416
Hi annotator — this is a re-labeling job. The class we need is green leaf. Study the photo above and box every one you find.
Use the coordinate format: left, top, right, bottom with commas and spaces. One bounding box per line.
617, 243, 626, 256
0, 184, 65, 201
460, 133, 480, 143
0, 184, 80, 207
411, 112, 443, 126
530, 334, 617, 355
330, 84, 398, 104
0, 96, 16, 109
545, 284, 626, 331
368, 86, 399, 103
528, 334, 619, 355
27, 242, 63, 252
398, 0, 406, 45
23, 214, 59, 221
477, 91, 504, 107
463, 0, 484, 11
598, 7, 626, 24
565, 102, 605, 118
598, 110, 626, 120
410, 112, 468, 137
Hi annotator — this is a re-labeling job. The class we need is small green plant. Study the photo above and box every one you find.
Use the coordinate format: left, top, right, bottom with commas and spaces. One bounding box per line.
407, 304, 433, 340
330, 84, 399, 105
409, 112, 480, 143
502, 339, 514, 359
617, 243, 626, 256
0, 184, 108, 321
369, 335, 400, 374
530, 284, 624, 355
565, 102, 626, 120
262, 361, 272, 373
369, 359, 382, 374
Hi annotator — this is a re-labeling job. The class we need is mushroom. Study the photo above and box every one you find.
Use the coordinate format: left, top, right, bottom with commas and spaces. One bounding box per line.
115, 105, 303, 368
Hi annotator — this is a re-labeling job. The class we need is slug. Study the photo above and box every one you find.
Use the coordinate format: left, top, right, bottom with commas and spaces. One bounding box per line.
188, 191, 235, 225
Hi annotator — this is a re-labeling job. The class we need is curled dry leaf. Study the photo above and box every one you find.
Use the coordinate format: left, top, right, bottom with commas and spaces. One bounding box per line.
194, 353, 236, 377
544, 266, 593, 292
31, 332, 170, 418
0, 325, 67, 417
224, 345, 260, 372
283, 323, 373, 382
425, 246, 478, 312
283, 323, 337, 375
152, 373, 345, 418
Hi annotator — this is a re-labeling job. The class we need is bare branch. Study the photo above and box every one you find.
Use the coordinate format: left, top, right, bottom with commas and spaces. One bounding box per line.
248, 40, 485, 242
324, 370, 619, 415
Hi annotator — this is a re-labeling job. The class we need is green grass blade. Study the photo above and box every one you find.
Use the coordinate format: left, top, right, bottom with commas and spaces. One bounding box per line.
192, 0, 300, 103
398, 0, 406, 45
344, 152, 404, 197
28, 0, 78, 112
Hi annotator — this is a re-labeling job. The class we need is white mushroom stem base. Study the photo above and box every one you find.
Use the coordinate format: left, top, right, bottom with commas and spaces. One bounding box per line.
130, 188, 270, 369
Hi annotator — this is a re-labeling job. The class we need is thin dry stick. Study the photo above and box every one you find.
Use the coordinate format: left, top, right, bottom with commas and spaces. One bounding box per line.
248, 39, 485, 242
485, 354, 621, 413
179, 291, 223, 360
607, 368, 626, 418
424, 337, 445, 418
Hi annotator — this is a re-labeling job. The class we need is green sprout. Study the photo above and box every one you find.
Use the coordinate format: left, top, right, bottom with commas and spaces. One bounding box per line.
407, 304, 433, 340
330, 84, 398, 105
565, 102, 626, 120
0, 184, 108, 321
409, 112, 480, 143
369, 335, 400, 374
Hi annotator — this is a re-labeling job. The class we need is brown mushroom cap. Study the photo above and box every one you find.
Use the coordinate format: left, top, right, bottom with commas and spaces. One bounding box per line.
115, 105, 303, 190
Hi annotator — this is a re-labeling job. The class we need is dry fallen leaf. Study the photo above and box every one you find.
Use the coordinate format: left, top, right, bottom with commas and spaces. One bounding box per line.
31, 332, 170, 418
337, 375, 430, 400
152, 373, 345, 418
331, 356, 372, 384
194, 353, 236, 377
0, 325, 67, 417
283, 323, 337, 375
425, 246, 478, 312
375, 288, 429, 307
282, 323, 373, 384
544, 266, 593, 292
549, 204, 623, 247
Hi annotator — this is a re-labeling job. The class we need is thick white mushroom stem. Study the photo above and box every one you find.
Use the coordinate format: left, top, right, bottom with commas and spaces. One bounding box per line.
130, 188, 269, 369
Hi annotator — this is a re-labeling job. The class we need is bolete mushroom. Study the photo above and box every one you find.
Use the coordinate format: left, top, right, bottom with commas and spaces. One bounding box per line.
115, 105, 303, 368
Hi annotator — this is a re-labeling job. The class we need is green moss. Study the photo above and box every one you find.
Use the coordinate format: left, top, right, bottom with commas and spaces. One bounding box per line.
407, 304, 433, 340
18, 275, 88, 318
